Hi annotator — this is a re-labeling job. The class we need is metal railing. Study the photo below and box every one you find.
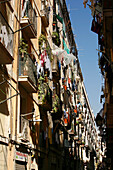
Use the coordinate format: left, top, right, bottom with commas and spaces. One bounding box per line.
0, 12, 13, 56
21, 0, 37, 35
19, 53, 37, 86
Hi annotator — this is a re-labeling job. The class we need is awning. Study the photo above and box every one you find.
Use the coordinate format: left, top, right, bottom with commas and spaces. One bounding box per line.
56, 14, 63, 24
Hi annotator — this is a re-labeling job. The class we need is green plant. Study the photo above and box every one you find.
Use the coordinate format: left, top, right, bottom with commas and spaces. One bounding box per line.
52, 32, 61, 47
19, 38, 28, 54
46, 41, 52, 59
82, 141, 85, 145
52, 94, 59, 113
38, 74, 49, 103
75, 121, 79, 125
38, 34, 47, 50
52, 32, 59, 38
38, 34, 52, 61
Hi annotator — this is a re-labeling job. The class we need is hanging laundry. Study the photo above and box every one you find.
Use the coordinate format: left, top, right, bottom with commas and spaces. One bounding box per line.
41, 50, 47, 67
36, 60, 44, 78
64, 110, 67, 118
56, 14, 63, 24
68, 78, 71, 84
64, 118, 68, 124
45, 55, 52, 79
22, 0, 28, 18
72, 94, 75, 107
47, 111, 53, 128
91, 14, 102, 34
72, 83, 75, 91
98, 34, 104, 51
67, 112, 70, 123
66, 78, 69, 89
58, 60, 61, 70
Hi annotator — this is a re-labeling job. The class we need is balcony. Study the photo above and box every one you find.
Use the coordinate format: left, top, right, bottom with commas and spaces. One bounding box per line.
0, 12, 13, 64
18, 53, 37, 93
38, 86, 52, 111
20, 0, 37, 39
40, 4, 49, 27
51, 97, 62, 121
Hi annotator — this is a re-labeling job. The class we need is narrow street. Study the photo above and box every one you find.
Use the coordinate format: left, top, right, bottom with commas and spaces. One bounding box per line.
0, 0, 112, 170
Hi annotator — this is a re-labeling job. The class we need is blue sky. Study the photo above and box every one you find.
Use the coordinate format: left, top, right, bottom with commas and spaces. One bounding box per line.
66, 0, 103, 116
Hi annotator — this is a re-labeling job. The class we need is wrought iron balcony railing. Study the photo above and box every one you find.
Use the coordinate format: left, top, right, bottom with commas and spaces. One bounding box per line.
21, 0, 37, 38
40, 1, 49, 27
0, 12, 13, 64
19, 53, 37, 88
38, 85, 52, 110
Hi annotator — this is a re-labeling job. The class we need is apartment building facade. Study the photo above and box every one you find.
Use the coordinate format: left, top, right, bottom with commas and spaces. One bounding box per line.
83, 0, 113, 169
0, 0, 100, 170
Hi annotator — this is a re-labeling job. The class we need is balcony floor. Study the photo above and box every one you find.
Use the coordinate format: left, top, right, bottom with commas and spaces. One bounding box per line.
18, 76, 37, 93
20, 18, 37, 39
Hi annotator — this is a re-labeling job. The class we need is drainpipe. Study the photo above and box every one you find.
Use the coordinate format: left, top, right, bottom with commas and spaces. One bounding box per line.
15, 0, 21, 141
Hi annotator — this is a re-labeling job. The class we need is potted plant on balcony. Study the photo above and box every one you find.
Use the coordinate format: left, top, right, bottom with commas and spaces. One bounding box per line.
19, 38, 29, 75
38, 74, 51, 107
52, 94, 59, 113
38, 75, 46, 101
52, 32, 61, 47
19, 38, 28, 58
38, 34, 47, 51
